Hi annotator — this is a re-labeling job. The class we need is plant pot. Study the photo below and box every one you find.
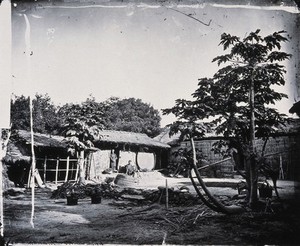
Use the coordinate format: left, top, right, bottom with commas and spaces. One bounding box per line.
259, 187, 273, 199
67, 196, 78, 205
91, 195, 102, 204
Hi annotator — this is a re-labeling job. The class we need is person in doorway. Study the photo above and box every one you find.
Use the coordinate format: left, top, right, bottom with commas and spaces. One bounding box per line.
110, 149, 118, 172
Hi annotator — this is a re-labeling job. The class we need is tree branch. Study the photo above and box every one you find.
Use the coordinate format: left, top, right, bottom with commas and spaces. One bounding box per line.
167, 8, 212, 26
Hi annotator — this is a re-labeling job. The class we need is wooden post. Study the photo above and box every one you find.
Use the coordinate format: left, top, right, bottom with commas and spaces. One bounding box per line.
279, 155, 284, 180
92, 153, 97, 179
27, 168, 32, 188
43, 156, 47, 184
65, 156, 70, 182
55, 158, 59, 185
70, 160, 74, 180
75, 158, 79, 181
165, 179, 169, 210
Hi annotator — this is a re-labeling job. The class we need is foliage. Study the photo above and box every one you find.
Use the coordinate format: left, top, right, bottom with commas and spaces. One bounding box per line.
10, 95, 30, 131
11, 94, 161, 138
209, 30, 290, 145
163, 29, 291, 207
164, 29, 290, 151
169, 147, 207, 177
57, 96, 104, 155
101, 97, 161, 137
10, 93, 60, 134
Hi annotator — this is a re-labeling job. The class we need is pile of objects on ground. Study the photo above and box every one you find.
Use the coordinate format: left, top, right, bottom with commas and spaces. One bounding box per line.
51, 174, 200, 206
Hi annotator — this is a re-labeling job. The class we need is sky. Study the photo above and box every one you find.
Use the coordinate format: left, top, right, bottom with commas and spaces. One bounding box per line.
6, 0, 300, 127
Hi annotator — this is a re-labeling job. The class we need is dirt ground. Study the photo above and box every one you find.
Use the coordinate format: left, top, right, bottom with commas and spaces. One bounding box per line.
3, 175, 300, 245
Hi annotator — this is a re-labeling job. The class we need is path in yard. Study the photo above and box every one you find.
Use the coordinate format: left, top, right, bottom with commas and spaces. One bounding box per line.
3, 173, 299, 245
109, 171, 299, 199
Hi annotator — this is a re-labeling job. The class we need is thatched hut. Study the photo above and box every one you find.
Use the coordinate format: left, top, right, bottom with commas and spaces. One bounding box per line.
4, 129, 171, 186
90, 130, 170, 177
4, 130, 72, 186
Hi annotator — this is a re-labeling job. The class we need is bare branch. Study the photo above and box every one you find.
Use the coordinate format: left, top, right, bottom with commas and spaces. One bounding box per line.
167, 8, 212, 26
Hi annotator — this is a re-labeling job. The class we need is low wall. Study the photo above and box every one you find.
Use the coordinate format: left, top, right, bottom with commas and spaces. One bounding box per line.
169, 134, 300, 181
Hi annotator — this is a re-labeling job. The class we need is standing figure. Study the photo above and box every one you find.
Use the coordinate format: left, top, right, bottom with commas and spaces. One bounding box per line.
110, 149, 118, 172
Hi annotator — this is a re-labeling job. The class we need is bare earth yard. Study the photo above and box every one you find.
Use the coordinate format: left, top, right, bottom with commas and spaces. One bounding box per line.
3, 175, 300, 245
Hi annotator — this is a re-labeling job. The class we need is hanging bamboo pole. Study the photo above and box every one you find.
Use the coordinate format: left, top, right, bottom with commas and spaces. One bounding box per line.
29, 95, 36, 229
0, 135, 4, 238
23, 13, 36, 228
65, 156, 70, 182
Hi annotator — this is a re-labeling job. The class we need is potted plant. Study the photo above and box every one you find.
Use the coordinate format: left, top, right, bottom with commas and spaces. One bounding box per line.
65, 182, 86, 205
89, 185, 102, 204
66, 188, 81, 205
258, 180, 273, 199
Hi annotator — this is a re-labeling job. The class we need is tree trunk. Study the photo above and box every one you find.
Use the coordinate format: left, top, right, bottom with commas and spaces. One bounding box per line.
249, 72, 258, 207
249, 156, 258, 207
189, 137, 244, 214
78, 150, 86, 185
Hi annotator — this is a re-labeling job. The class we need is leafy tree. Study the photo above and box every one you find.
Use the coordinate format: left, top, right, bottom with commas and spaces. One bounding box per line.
102, 97, 161, 137
57, 96, 105, 134
57, 96, 162, 182
10, 95, 30, 131
10, 93, 60, 134
163, 29, 291, 210
11, 94, 162, 138
57, 96, 104, 184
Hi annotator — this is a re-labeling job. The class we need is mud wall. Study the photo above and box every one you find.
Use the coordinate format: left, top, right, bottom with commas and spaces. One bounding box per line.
170, 133, 300, 180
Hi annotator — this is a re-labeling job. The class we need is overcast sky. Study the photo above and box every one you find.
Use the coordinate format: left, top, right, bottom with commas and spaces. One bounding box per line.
10, 1, 300, 127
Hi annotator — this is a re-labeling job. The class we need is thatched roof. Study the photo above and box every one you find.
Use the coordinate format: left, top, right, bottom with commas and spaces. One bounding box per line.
154, 127, 220, 146
3, 141, 31, 163
276, 118, 300, 134
3, 129, 169, 163
155, 119, 300, 146
3, 130, 68, 163
94, 130, 170, 149
16, 130, 68, 148
153, 128, 181, 145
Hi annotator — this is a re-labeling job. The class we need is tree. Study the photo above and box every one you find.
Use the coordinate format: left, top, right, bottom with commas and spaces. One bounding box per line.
10, 95, 30, 131
11, 94, 162, 138
10, 93, 60, 134
102, 97, 161, 137
57, 96, 104, 184
163, 29, 291, 210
